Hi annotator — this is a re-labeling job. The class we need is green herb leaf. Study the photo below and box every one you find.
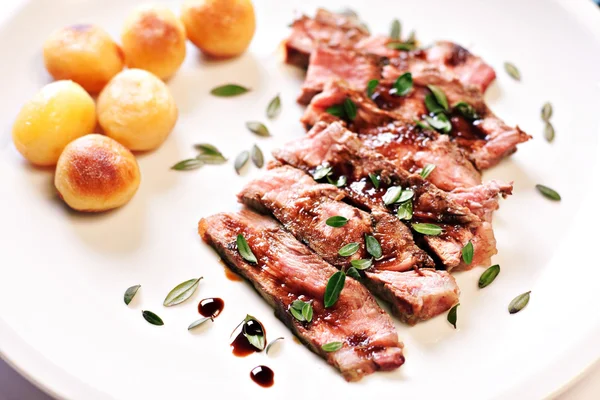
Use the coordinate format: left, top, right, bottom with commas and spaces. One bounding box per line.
334, 175, 347, 187
196, 153, 227, 164
386, 42, 416, 51
382, 186, 403, 205
289, 306, 305, 322
396, 200, 413, 220
541, 102, 553, 122
338, 242, 360, 257
321, 341, 343, 352
350, 258, 373, 270
412, 223, 443, 236
392, 72, 413, 96
447, 303, 459, 329
142, 310, 164, 326
427, 85, 449, 111
267, 94, 281, 119
312, 165, 332, 180
367, 79, 379, 98
504, 62, 521, 81
368, 172, 380, 188
338, 8, 358, 18
188, 316, 214, 330
237, 234, 257, 263
343, 98, 357, 121
346, 266, 361, 280
398, 188, 414, 203
424, 113, 452, 133
420, 164, 436, 179
405, 30, 416, 44
194, 143, 223, 156
424, 94, 445, 115
241, 315, 266, 350
365, 235, 382, 259
211, 84, 250, 97
414, 119, 431, 130
453, 101, 479, 120
508, 291, 531, 314
234, 151, 249, 175
544, 122, 555, 143
246, 121, 270, 137
535, 184, 561, 201
390, 19, 401, 40
324, 271, 346, 308
171, 158, 203, 170
301, 302, 313, 323
462, 241, 474, 265
326, 216, 349, 228
266, 337, 284, 355
124, 284, 140, 305
478, 264, 500, 288
291, 300, 305, 310
163, 277, 203, 307
326, 104, 345, 118
251, 144, 264, 168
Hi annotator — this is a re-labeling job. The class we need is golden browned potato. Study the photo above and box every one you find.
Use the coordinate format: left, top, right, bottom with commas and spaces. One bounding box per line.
121, 5, 187, 80
97, 69, 178, 151
43, 24, 124, 94
181, 0, 255, 58
55, 134, 141, 212
12, 80, 96, 166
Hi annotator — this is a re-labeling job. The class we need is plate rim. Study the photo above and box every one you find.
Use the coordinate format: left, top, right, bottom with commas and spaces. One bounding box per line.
1, 0, 600, 399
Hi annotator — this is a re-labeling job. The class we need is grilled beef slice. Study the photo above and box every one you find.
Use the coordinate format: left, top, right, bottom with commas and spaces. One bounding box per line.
301, 80, 482, 191
199, 209, 405, 381
304, 77, 530, 172
273, 121, 500, 271
237, 165, 460, 323
284, 9, 369, 68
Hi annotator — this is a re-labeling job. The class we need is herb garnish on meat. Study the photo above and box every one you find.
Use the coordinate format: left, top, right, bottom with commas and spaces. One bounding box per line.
324, 271, 346, 307
289, 300, 314, 323
326, 216, 349, 227
338, 242, 360, 256
236, 234, 257, 263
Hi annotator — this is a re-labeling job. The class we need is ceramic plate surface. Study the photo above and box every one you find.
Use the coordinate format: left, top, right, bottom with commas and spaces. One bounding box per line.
1, 0, 600, 399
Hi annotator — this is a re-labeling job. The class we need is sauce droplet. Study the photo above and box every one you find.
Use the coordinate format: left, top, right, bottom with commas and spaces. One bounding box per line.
219, 259, 242, 281
250, 365, 274, 388
198, 297, 224, 318
230, 319, 266, 357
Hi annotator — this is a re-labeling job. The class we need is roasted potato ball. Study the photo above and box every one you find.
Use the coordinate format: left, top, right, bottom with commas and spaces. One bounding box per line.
12, 80, 96, 166
97, 69, 178, 151
121, 5, 187, 80
43, 24, 124, 93
181, 0, 256, 58
55, 134, 141, 212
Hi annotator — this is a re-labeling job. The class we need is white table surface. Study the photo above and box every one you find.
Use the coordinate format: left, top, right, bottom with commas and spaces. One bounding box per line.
0, 0, 599, 399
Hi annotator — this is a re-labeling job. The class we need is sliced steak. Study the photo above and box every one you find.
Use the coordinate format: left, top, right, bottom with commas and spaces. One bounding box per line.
238, 165, 459, 324
298, 47, 380, 105
199, 209, 405, 381
302, 80, 482, 191
238, 165, 433, 271
364, 269, 459, 325
273, 121, 494, 271
284, 9, 369, 69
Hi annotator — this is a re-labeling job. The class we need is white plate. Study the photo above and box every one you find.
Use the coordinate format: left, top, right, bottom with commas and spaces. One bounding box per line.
1, 0, 600, 399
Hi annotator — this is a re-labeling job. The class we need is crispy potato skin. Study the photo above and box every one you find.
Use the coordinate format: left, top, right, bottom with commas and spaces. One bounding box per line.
55, 134, 141, 212
43, 24, 124, 93
121, 5, 187, 80
12, 80, 96, 166
181, 0, 255, 58
97, 69, 178, 151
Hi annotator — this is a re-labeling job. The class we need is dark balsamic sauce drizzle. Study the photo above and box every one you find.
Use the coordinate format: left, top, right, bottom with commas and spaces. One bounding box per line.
230, 319, 266, 357
198, 297, 224, 318
250, 365, 274, 388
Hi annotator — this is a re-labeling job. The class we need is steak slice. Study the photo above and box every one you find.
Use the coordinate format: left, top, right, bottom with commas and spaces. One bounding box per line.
284, 9, 369, 69
238, 165, 433, 271
238, 165, 460, 324
199, 209, 405, 381
364, 269, 459, 325
298, 47, 380, 105
301, 80, 482, 191
273, 121, 495, 271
